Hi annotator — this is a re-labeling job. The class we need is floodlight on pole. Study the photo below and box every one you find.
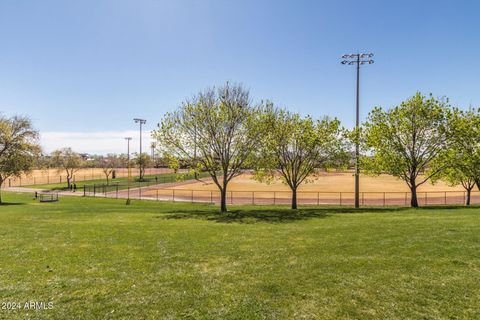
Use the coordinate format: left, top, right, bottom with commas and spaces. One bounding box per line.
124, 137, 132, 163
340, 52, 374, 208
133, 118, 146, 156
124, 137, 132, 201
150, 142, 156, 161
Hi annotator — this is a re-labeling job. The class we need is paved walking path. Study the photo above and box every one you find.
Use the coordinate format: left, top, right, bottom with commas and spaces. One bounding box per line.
6, 187, 84, 197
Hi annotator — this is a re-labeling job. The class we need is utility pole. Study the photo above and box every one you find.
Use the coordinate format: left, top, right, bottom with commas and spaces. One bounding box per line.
124, 137, 132, 202
341, 53, 374, 208
150, 142, 156, 161
133, 118, 146, 156
125, 137, 132, 163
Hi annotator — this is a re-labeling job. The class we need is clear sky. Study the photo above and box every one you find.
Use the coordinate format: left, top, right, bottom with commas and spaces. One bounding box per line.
1, 0, 479, 154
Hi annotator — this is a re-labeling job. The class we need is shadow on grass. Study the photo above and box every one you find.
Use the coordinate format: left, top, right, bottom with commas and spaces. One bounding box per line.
0, 202, 26, 206
160, 206, 409, 224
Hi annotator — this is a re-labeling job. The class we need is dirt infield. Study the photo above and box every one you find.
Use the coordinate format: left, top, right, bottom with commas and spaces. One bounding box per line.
88, 173, 479, 206
4, 167, 174, 187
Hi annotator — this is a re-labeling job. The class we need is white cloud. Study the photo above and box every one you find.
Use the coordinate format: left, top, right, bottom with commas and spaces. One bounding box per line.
40, 130, 155, 155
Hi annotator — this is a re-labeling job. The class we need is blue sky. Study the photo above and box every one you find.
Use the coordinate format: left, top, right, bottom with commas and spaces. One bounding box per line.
1, 0, 479, 153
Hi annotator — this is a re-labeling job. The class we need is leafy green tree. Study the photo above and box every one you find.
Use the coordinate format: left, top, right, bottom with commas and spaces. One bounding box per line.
434, 108, 480, 205
254, 107, 347, 209
135, 153, 151, 181
51, 148, 83, 189
100, 154, 122, 185
363, 92, 449, 207
0, 116, 40, 203
154, 83, 269, 212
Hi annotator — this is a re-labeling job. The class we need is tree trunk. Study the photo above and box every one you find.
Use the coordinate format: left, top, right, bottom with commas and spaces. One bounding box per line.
220, 188, 227, 213
291, 188, 297, 209
67, 176, 71, 189
106, 175, 109, 186
466, 188, 472, 206
410, 185, 419, 207
476, 179, 480, 191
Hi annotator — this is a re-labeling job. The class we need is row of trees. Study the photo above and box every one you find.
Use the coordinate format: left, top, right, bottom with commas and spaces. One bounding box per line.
0, 117, 156, 201
155, 83, 480, 212
47, 149, 155, 187
2, 84, 480, 210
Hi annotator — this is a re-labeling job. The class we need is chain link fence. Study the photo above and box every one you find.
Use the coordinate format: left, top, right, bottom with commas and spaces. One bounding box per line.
3, 168, 179, 188
82, 186, 480, 207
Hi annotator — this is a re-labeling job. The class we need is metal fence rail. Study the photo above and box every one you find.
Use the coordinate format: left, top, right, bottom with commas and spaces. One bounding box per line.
2, 168, 181, 188
82, 186, 480, 207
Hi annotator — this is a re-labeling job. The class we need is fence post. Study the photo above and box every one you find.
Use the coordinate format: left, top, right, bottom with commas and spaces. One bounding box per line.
83, 185, 86, 197
191, 190, 194, 203
383, 192, 386, 206
93, 185, 96, 196
340, 192, 342, 206
116, 185, 119, 199
157, 189, 159, 201
444, 191, 447, 205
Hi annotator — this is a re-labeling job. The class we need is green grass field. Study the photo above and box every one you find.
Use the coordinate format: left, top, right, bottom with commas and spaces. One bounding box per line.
1, 192, 479, 319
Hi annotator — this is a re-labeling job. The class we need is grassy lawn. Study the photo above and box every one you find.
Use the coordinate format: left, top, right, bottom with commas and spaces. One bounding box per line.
1, 192, 480, 319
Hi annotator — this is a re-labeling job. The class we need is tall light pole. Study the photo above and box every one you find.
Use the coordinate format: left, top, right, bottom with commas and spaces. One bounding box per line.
124, 137, 132, 201
133, 118, 146, 156
124, 137, 132, 163
150, 142, 156, 161
341, 53, 374, 208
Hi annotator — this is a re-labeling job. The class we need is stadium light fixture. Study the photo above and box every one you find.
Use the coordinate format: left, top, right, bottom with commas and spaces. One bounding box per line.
133, 118, 146, 157
340, 52, 375, 209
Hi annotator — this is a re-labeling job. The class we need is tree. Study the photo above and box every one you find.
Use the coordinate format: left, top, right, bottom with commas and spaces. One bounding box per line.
154, 83, 268, 212
434, 108, 480, 205
363, 92, 449, 207
100, 154, 120, 185
51, 148, 83, 189
135, 153, 151, 181
0, 116, 40, 203
254, 108, 347, 209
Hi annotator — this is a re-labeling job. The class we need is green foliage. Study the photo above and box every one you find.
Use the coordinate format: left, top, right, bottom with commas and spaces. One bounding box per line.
153, 83, 270, 212
0, 116, 40, 202
134, 153, 151, 180
50, 148, 83, 188
434, 108, 480, 204
362, 92, 450, 207
254, 106, 347, 208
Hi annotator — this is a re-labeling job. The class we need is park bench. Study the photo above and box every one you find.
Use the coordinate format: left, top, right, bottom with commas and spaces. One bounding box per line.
38, 192, 59, 203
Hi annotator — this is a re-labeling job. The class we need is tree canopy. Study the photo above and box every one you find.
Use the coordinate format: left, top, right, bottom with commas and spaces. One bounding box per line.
433, 108, 480, 205
153, 82, 269, 212
254, 107, 347, 209
0, 116, 40, 203
362, 92, 450, 207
